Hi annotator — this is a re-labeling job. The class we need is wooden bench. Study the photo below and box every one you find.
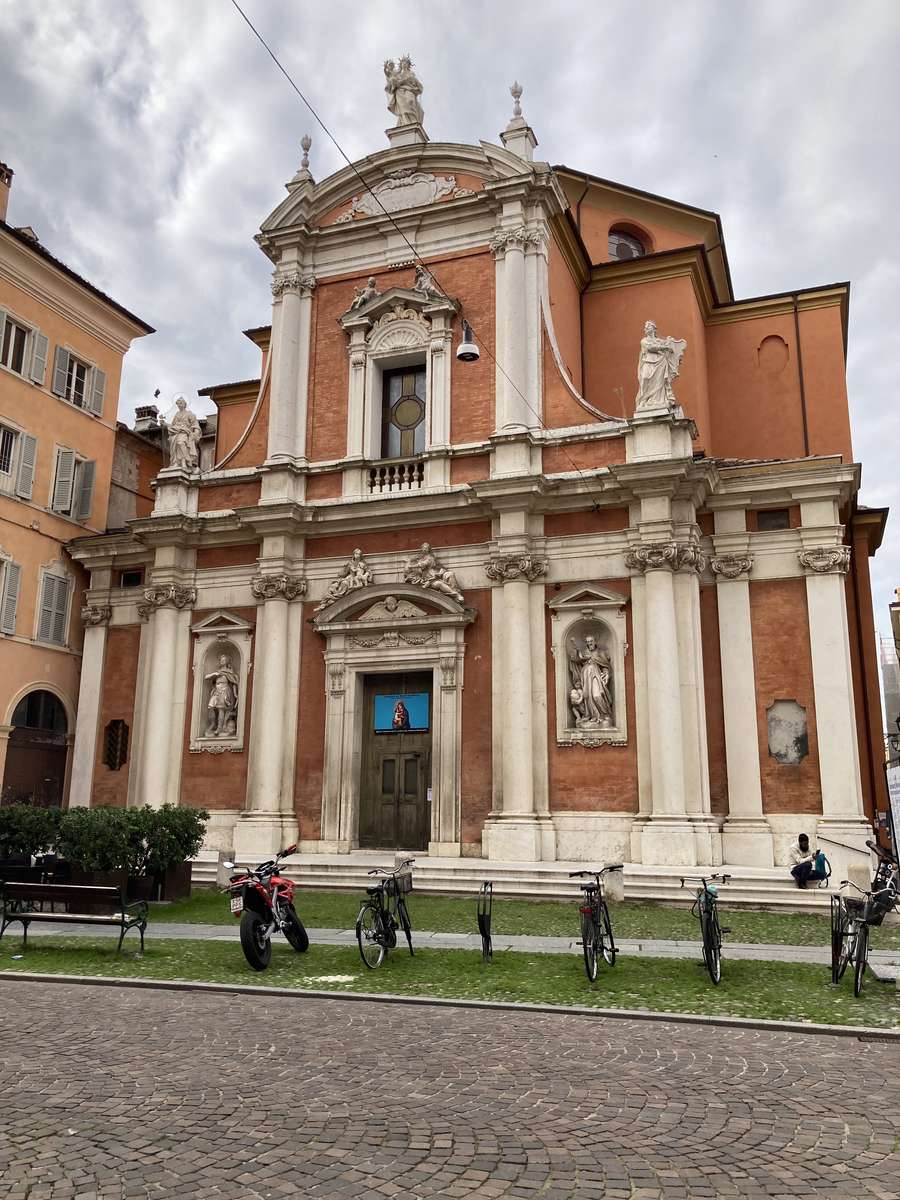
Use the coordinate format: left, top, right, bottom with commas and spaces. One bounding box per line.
0, 882, 148, 953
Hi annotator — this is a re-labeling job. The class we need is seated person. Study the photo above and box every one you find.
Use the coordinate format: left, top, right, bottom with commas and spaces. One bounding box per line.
789, 833, 827, 888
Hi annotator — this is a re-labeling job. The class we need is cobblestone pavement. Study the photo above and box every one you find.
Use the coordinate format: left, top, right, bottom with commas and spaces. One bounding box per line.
0, 980, 897, 1199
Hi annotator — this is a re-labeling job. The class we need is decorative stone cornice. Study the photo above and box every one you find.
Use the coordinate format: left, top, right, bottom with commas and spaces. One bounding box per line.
798, 546, 851, 575
710, 554, 754, 581
271, 272, 316, 298
484, 554, 548, 582
674, 544, 706, 575
138, 584, 196, 620
489, 226, 545, 258
624, 541, 679, 573
250, 573, 308, 601
80, 604, 112, 626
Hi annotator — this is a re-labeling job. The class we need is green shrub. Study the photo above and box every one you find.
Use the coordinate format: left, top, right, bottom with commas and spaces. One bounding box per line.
56, 807, 131, 872
143, 805, 209, 876
55, 804, 209, 875
0, 805, 62, 859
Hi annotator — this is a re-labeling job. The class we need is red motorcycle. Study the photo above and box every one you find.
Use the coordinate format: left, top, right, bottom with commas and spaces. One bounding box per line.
223, 844, 309, 971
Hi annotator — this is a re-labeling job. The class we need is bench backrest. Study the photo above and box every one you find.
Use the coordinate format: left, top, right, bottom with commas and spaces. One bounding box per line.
0, 881, 123, 911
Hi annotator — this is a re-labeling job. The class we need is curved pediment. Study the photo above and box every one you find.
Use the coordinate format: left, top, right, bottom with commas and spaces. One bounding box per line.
312, 582, 473, 633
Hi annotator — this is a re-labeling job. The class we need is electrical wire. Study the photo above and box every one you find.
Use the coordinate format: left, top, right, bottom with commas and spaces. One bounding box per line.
228, 0, 609, 508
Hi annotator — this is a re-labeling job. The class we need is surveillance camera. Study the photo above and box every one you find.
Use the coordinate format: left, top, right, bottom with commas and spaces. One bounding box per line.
456, 319, 480, 363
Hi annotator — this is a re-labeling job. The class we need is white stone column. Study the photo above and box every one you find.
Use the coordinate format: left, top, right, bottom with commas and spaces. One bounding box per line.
135, 585, 195, 809
268, 271, 315, 465
711, 551, 773, 866
491, 226, 532, 433
68, 606, 111, 808
234, 571, 306, 860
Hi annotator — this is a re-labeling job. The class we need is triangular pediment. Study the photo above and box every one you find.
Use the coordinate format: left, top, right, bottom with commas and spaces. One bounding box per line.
548, 583, 629, 612
191, 610, 253, 634
340, 287, 457, 326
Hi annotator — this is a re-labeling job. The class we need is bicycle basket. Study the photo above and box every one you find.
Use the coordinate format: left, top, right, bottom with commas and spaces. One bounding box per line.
396, 869, 413, 895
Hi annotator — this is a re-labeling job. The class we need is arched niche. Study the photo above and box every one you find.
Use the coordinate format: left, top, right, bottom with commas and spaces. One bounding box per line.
548, 584, 629, 747
189, 611, 253, 754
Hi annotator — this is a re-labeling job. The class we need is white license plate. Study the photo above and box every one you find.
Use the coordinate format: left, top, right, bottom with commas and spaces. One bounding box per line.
229, 895, 243, 915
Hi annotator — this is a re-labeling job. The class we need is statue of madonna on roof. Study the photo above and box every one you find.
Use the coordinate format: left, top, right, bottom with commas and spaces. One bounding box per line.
384, 56, 424, 127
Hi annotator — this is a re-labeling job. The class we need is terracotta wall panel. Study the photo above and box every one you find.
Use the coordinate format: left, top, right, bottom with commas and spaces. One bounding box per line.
542, 438, 626, 475
544, 508, 628, 538
699, 584, 728, 814
197, 480, 261, 512
92, 625, 141, 807
460, 589, 492, 844
196, 544, 259, 569
305, 522, 492, 560
295, 605, 325, 839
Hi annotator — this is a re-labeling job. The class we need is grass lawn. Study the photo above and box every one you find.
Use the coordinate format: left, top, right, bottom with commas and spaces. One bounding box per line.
153, 888, 900, 950
0, 936, 896, 1028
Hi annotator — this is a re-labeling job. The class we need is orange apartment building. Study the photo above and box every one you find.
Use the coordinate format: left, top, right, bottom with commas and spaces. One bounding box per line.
0, 163, 152, 806
67, 77, 887, 881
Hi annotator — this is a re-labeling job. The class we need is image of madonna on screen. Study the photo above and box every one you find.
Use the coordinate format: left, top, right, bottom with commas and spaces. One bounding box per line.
392, 700, 411, 731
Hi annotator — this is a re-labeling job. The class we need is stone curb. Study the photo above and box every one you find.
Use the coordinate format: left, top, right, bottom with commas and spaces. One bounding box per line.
1, 969, 897, 1041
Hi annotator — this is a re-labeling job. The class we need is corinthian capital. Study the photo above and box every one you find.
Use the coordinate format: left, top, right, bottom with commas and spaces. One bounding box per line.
137, 584, 196, 622
798, 546, 851, 575
250, 573, 308, 601
80, 604, 112, 626
488, 226, 544, 258
674, 544, 706, 574
271, 271, 316, 298
710, 554, 754, 581
484, 554, 548, 582
624, 541, 679, 573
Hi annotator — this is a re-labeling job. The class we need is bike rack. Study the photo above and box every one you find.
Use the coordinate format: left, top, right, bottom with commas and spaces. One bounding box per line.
477, 881, 493, 963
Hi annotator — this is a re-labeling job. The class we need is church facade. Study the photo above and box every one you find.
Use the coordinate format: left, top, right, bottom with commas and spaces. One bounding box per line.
68, 76, 887, 877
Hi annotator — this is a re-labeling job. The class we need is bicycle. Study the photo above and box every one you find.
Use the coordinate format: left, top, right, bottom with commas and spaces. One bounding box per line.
681, 874, 731, 985
569, 865, 623, 982
831, 841, 899, 997
355, 858, 415, 969
477, 881, 493, 964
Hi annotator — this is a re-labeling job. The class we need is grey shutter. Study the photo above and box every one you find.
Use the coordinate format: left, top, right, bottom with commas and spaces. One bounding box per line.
30, 331, 49, 385
52, 448, 76, 512
38, 574, 69, 645
50, 576, 69, 644
74, 459, 95, 521
51, 346, 69, 397
0, 561, 21, 636
37, 574, 56, 642
88, 367, 106, 415
0, 310, 6, 358
15, 434, 37, 499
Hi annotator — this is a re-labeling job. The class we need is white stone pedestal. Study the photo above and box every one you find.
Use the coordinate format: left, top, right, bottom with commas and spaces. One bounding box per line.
639, 818, 698, 867
385, 122, 428, 148
483, 816, 555, 862
722, 817, 774, 867
232, 812, 299, 863
815, 818, 873, 889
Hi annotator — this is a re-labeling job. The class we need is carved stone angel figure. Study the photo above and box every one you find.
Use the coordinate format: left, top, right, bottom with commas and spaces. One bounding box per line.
384, 55, 424, 126
167, 396, 202, 469
635, 320, 687, 413
315, 548, 373, 612
567, 633, 613, 730
205, 653, 239, 737
403, 542, 464, 603
350, 276, 380, 310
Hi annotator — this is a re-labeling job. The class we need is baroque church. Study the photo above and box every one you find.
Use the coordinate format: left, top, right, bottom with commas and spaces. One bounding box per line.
68, 66, 887, 881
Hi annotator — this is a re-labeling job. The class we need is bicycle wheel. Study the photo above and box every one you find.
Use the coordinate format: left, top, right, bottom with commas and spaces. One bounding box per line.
397, 898, 414, 956
837, 917, 855, 982
700, 903, 721, 985
830, 896, 848, 984
356, 903, 386, 969
853, 922, 869, 997
599, 900, 617, 967
580, 907, 599, 982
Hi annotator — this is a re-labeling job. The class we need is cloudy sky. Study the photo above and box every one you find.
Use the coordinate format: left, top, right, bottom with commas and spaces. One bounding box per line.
3, 0, 899, 636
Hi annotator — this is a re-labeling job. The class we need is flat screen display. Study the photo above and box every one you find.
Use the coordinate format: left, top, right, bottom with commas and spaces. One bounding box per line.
374, 693, 430, 733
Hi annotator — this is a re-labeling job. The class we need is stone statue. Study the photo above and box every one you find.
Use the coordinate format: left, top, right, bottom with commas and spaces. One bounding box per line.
315, 549, 373, 612
567, 633, 613, 730
384, 56, 424, 127
403, 542, 464, 603
167, 396, 202, 469
635, 320, 687, 413
350, 276, 380, 310
413, 263, 440, 298
204, 653, 239, 737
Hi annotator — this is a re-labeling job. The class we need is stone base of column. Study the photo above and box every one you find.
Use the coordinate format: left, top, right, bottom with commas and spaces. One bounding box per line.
232, 812, 299, 863
428, 841, 462, 858
482, 816, 556, 862
722, 818, 774, 868
689, 816, 724, 866
639, 818, 699, 867
815, 817, 873, 890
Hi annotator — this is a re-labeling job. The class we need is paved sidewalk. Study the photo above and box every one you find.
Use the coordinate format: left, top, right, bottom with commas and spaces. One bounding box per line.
11, 918, 900, 973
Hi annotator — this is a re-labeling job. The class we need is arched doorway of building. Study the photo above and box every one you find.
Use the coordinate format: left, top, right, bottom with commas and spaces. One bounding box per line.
2, 690, 69, 808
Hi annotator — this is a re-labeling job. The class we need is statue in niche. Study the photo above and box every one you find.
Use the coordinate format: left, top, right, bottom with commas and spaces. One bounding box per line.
635, 320, 687, 413
350, 276, 380, 310
205, 653, 239, 737
403, 542, 464, 603
167, 396, 202, 469
315, 548, 373, 612
567, 632, 613, 730
384, 56, 424, 127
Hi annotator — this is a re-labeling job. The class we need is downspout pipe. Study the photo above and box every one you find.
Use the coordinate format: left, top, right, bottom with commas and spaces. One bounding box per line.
575, 175, 591, 405
792, 293, 811, 457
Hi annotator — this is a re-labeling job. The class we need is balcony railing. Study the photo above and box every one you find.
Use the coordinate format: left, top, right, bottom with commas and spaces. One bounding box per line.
368, 458, 425, 494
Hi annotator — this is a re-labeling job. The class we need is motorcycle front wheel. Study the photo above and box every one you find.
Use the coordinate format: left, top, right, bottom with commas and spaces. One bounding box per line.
240, 909, 272, 971
282, 904, 310, 953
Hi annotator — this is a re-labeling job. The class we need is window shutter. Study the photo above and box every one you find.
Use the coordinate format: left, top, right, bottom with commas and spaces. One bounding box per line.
38, 574, 69, 645
52, 448, 76, 512
15, 434, 37, 499
30, 331, 49, 385
37, 574, 56, 642
51, 347, 69, 397
0, 561, 21, 636
89, 367, 106, 415
50, 576, 69, 644
74, 459, 95, 521
0, 310, 6, 355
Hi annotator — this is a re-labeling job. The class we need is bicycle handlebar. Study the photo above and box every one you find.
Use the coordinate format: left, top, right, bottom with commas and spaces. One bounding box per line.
568, 864, 624, 878
367, 858, 416, 879
680, 873, 732, 888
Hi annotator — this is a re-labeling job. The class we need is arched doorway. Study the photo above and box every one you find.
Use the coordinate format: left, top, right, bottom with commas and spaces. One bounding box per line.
2, 690, 69, 808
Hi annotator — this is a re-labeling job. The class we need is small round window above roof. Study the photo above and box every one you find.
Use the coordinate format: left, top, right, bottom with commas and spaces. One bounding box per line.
608, 228, 645, 261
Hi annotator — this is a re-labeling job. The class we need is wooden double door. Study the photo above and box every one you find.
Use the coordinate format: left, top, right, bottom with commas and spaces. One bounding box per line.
359, 672, 432, 850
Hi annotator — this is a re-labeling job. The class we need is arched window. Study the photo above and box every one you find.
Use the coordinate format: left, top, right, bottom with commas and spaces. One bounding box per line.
11, 690, 67, 733
608, 228, 646, 262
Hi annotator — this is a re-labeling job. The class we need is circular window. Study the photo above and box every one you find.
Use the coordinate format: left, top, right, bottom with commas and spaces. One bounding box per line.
392, 396, 425, 429
608, 229, 645, 261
